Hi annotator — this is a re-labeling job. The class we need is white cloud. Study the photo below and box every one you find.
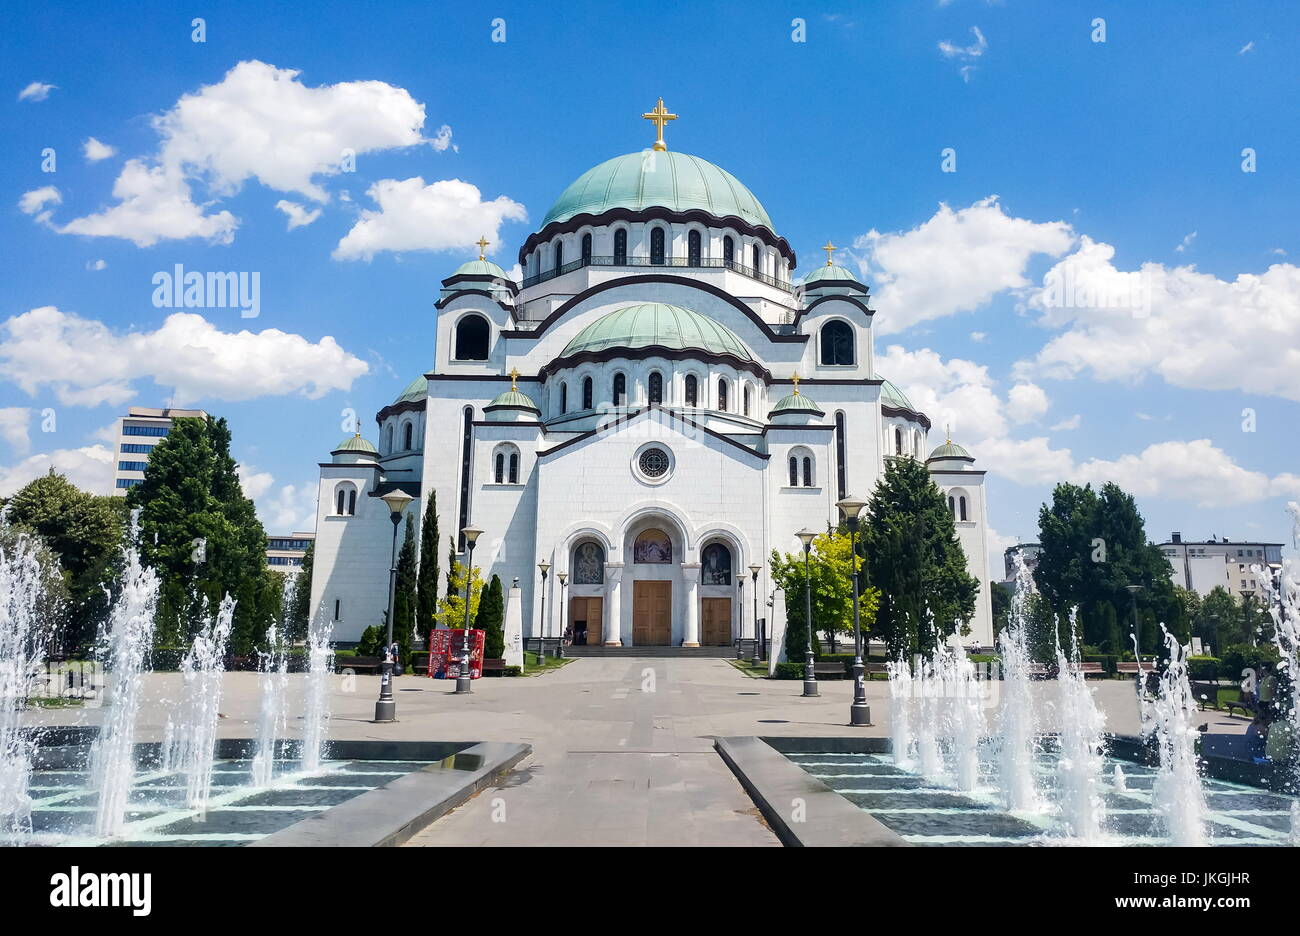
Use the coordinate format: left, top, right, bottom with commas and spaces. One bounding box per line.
985, 524, 1018, 582
236, 463, 275, 500
18, 81, 55, 102
1174, 230, 1197, 253
85, 259, 107, 271
1016, 238, 1300, 401
430, 124, 455, 153
853, 196, 1074, 334
83, 137, 117, 162
938, 26, 987, 82
18, 186, 61, 225
0, 445, 114, 497
1005, 382, 1049, 423
239, 464, 317, 531
275, 199, 323, 230
333, 177, 527, 261
970, 331, 987, 342
1075, 440, 1300, 508
877, 344, 1010, 442
0, 408, 31, 456
1050, 414, 1081, 431
1239, 41, 1254, 54
0, 306, 369, 407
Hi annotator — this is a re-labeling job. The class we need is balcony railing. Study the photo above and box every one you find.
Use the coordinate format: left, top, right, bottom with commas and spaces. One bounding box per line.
520, 254, 793, 291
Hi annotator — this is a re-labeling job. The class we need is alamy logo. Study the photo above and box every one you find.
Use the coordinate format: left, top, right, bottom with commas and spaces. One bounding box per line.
49, 867, 152, 917
151, 263, 260, 318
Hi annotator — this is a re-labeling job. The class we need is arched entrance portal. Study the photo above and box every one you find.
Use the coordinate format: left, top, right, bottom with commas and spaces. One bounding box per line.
631, 527, 673, 645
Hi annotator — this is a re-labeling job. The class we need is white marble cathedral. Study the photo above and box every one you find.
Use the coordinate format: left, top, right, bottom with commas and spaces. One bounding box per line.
310, 101, 994, 651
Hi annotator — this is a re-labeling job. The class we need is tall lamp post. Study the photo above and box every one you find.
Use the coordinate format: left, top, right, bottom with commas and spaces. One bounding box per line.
796, 529, 819, 698
837, 494, 871, 726
374, 488, 415, 723
537, 560, 550, 662
456, 525, 483, 694
556, 572, 568, 658
749, 564, 762, 666
1125, 583, 1145, 669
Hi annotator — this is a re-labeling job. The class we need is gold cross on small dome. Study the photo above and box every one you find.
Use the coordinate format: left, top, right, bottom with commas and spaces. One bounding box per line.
476, 236, 489, 260
641, 97, 678, 152
821, 242, 837, 266
791, 371, 801, 396
509, 367, 519, 390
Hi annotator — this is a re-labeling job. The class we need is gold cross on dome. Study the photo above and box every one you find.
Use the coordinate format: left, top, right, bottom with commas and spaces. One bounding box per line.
821, 242, 837, 266
641, 97, 678, 152
946, 423, 952, 444
509, 367, 519, 391
476, 236, 489, 260
791, 371, 801, 396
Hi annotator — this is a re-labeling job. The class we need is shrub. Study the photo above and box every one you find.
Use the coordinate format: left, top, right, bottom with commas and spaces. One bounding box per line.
503, 665, 522, 677
1186, 656, 1220, 681
774, 662, 805, 680
1220, 643, 1281, 681
355, 625, 385, 657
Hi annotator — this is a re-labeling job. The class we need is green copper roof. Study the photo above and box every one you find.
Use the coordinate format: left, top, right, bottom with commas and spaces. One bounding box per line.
333, 434, 377, 454
451, 258, 511, 280
802, 263, 859, 287
770, 391, 824, 416
487, 388, 539, 411
393, 375, 427, 405
541, 150, 774, 232
929, 440, 972, 460
560, 302, 753, 361
879, 378, 915, 410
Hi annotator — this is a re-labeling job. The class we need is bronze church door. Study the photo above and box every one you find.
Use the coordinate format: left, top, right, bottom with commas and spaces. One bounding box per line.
701, 598, 731, 646
632, 581, 672, 645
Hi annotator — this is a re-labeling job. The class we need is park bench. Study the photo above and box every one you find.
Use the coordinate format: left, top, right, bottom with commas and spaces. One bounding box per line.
1116, 661, 1155, 676
1222, 695, 1256, 719
482, 658, 506, 676
336, 656, 382, 674
866, 662, 889, 678
812, 662, 847, 679
1189, 681, 1219, 710
1072, 662, 1106, 678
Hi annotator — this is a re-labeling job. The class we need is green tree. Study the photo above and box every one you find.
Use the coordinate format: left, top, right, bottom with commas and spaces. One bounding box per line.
1196, 585, 1244, 650
125, 416, 272, 655
770, 529, 878, 659
862, 457, 978, 657
391, 515, 418, 660
415, 493, 439, 640
435, 537, 484, 629
991, 581, 1012, 640
5, 470, 124, 652
475, 574, 505, 658
286, 542, 314, 643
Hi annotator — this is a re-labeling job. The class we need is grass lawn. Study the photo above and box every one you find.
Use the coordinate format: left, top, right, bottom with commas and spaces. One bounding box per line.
728, 659, 768, 678
523, 650, 574, 675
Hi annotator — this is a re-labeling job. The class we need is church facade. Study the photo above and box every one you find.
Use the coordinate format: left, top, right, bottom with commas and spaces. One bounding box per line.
309, 102, 994, 651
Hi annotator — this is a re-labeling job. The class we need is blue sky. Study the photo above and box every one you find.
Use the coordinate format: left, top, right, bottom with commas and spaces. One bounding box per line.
2, 1, 1298, 571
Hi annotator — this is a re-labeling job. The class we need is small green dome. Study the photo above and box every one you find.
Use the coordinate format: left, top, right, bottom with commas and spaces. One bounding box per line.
802, 263, 860, 287
451, 258, 511, 280
929, 440, 972, 460
560, 302, 752, 361
879, 378, 915, 410
769, 391, 824, 416
487, 388, 539, 412
541, 150, 774, 232
393, 375, 427, 405
333, 434, 377, 455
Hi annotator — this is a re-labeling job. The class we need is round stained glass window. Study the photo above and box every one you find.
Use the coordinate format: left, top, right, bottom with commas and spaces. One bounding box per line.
638, 447, 670, 478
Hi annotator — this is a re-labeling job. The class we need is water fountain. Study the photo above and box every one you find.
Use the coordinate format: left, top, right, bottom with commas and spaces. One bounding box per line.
171, 595, 235, 811
1113, 764, 1127, 793
938, 639, 985, 792
251, 622, 288, 788
300, 613, 334, 772
1145, 624, 1208, 846
1053, 609, 1108, 841
886, 656, 915, 771
996, 554, 1042, 812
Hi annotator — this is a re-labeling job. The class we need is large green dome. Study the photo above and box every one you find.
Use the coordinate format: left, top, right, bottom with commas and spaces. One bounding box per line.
560, 303, 752, 361
541, 150, 774, 232
879, 378, 915, 410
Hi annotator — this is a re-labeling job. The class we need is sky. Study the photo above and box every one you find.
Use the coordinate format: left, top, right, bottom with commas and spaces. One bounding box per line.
2, 1, 1298, 578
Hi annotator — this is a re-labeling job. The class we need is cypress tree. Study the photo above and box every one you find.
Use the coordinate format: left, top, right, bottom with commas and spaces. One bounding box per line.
392, 514, 418, 660
475, 574, 505, 659
415, 493, 439, 639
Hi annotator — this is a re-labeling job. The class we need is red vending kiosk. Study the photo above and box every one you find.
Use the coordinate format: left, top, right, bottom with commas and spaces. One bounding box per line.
427, 629, 485, 679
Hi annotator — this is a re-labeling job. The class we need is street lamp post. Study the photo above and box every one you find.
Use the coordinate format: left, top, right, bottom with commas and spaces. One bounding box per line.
1125, 583, 1145, 673
456, 526, 483, 694
374, 488, 415, 723
749, 564, 762, 667
537, 561, 550, 663
556, 572, 568, 658
796, 529, 819, 698
837, 495, 871, 726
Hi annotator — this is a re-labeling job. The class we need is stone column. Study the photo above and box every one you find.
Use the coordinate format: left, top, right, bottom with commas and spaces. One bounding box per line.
503, 577, 524, 668
604, 563, 624, 646
681, 563, 701, 647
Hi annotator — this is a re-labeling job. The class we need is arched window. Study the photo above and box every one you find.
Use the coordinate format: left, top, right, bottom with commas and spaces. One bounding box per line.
633, 528, 672, 563
495, 452, 505, 484
688, 230, 702, 267
457, 407, 473, 550
348, 489, 356, 514
802, 457, 813, 487
752, 244, 761, 272
454, 314, 489, 360
613, 373, 626, 405
384, 424, 394, 454
648, 371, 663, 404
650, 227, 666, 265
510, 452, 519, 485
743, 384, 751, 416
960, 496, 968, 522
788, 456, 798, 487
553, 241, 563, 271
701, 542, 732, 585
582, 376, 593, 410
723, 236, 734, 268
560, 382, 568, 415
573, 542, 605, 584
835, 411, 847, 501
949, 495, 956, 516
493, 444, 520, 484
718, 377, 728, 412
685, 374, 698, 407
820, 321, 855, 365
337, 488, 346, 515
581, 233, 592, 263
613, 229, 628, 264
895, 427, 903, 455
336, 483, 357, 516
402, 422, 413, 451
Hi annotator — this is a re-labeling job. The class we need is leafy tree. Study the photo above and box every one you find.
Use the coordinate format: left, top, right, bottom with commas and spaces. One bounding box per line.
1196, 585, 1245, 650
990, 581, 1012, 640
862, 457, 978, 656
475, 574, 505, 658
4, 470, 124, 652
0, 518, 71, 646
125, 416, 272, 655
435, 536, 484, 629
770, 529, 878, 660
285, 542, 314, 643
391, 515, 417, 660
416, 493, 439, 641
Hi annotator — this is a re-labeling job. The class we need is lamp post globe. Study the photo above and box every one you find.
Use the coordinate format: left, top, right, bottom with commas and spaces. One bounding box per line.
748, 564, 762, 667
836, 495, 871, 726
455, 525, 483, 694
796, 529, 819, 698
556, 572, 568, 659
374, 488, 415, 723
537, 560, 550, 663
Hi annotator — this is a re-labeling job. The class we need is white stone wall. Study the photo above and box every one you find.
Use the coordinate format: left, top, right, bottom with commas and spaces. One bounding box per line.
930, 464, 995, 647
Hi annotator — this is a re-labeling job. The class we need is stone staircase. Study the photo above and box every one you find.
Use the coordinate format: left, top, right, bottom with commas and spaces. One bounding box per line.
563, 644, 738, 658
